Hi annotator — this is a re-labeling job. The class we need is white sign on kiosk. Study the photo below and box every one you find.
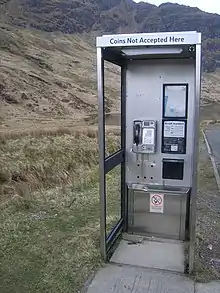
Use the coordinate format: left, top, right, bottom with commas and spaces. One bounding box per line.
164, 121, 185, 138
96, 31, 201, 47
150, 193, 164, 213
142, 128, 155, 145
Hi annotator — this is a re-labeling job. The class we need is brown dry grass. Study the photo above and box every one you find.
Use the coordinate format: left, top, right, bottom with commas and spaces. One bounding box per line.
0, 124, 121, 140
0, 22, 121, 131
0, 129, 120, 203
0, 129, 121, 293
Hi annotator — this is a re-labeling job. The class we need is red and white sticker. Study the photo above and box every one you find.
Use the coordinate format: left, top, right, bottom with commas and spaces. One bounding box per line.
150, 193, 164, 213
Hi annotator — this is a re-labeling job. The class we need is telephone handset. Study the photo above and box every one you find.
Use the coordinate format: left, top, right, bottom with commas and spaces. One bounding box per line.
134, 122, 141, 146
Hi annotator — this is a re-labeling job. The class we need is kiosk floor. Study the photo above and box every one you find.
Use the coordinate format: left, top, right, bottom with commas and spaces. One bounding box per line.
110, 234, 185, 273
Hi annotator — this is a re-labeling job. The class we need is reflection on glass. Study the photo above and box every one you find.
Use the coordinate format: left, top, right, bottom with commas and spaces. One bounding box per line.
105, 165, 121, 236
164, 85, 187, 118
104, 62, 121, 157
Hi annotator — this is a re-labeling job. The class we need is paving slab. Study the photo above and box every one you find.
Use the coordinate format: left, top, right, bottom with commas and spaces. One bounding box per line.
86, 264, 194, 293
195, 281, 220, 293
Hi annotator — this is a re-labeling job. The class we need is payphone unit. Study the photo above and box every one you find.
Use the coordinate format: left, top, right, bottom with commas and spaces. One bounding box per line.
132, 120, 157, 154
97, 31, 201, 274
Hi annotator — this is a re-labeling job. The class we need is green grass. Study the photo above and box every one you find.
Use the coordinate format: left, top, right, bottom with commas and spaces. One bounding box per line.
1, 128, 219, 291
0, 182, 102, 293
0, 131, 121, 293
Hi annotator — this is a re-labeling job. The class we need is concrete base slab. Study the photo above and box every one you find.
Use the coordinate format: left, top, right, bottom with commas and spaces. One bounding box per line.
110, 237, 185, 273
85, 264, 194, 293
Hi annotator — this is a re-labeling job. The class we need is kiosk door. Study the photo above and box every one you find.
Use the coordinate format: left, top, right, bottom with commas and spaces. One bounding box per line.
97, 48, 127, 260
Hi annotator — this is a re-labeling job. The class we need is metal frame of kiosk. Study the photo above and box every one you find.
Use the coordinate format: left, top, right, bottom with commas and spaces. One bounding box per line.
96, 31, 201, 274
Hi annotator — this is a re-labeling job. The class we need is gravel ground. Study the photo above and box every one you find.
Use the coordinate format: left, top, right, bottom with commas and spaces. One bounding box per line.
195, 135, 220, 281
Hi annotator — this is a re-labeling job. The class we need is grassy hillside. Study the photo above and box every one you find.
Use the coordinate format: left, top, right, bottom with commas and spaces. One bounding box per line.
0, 23, 120, 130
1, 0, 220, 71
0, 22, 122, 292
1, 23, 220, 131
1, 0, 220, 37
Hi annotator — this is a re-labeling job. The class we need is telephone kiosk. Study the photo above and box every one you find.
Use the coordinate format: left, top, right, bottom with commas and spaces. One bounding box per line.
97, 31, 201, 274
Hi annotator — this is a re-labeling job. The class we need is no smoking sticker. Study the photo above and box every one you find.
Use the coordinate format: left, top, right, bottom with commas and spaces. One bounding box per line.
150, 193, 164, 213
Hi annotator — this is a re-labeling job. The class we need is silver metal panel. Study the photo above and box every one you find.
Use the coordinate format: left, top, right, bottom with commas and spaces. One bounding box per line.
125, 59, 195, 188
188, 44, 202, 273
96, 32, 201, 48
128, 189, 188, 240
97, 47, 106, 260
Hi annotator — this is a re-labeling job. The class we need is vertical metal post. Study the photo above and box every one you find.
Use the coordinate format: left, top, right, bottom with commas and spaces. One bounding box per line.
121, 64, 127, 231
188, 43, 201, 274
97, 47, 107, 260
